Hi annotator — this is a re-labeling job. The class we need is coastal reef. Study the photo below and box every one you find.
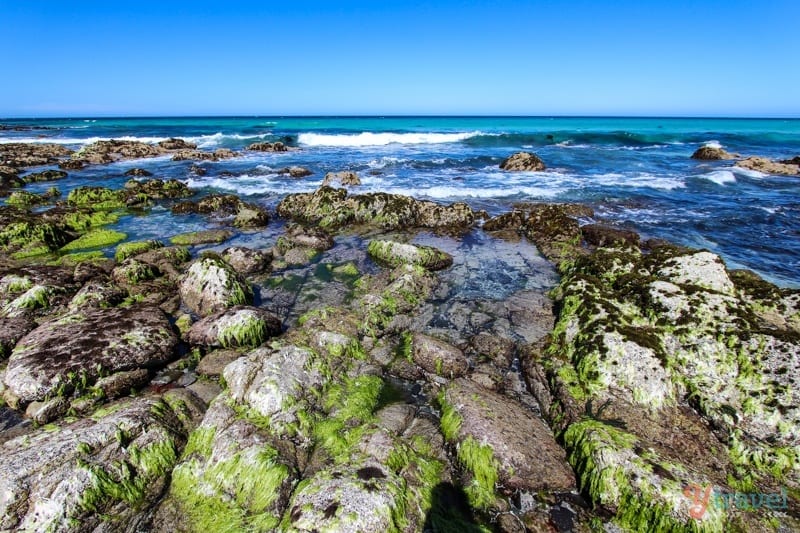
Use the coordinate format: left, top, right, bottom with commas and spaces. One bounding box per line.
0, 137, 798, 533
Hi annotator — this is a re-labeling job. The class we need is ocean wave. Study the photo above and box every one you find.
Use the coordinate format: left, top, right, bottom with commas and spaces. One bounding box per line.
366, 156, 408, 169
700, 170, 736, 185
0, 131, 273, 147
731, 167, 767, 179
703, 140, 723, 149
382, 185, 564, 200
297, 131, 483, 147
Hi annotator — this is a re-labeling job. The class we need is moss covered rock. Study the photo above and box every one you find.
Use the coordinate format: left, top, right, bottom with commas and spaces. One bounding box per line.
115, 239, 164, 262
5, 190, 51, 209
170, 229, 233, 246
221, 246, 272, 275
67, 186, 126, 210
0, 392, 204, 531
60, 228, 127, 252
368, 239, 453, 271
186, 306, 282, 349
691, 146, 736, 160
21, 169, 68, 183
499, 151, 546, 171
410, 332, 469, 378
3, 305, 178, 406
179, 256, 253, 316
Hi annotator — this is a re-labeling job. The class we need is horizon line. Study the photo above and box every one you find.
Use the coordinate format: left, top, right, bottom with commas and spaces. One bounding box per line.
2, 113, 800, 121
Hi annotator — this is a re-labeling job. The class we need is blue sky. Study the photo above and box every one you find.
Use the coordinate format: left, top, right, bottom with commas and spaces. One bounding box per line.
2, 0, 798, 117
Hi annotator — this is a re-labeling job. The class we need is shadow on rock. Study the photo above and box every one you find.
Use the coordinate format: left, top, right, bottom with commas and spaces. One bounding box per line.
423, 482, 483, 533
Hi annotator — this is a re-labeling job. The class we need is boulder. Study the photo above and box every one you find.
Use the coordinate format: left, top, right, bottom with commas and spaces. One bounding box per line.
277, 225, 334, 253
581, 223, 640, 248
170, 148, 237, 162
691, 146, 736, 160
186, 306, 282, 349
367, 239, 453, 271
72, 139, 165, 164
157, 138, 197, 150
247, 141, 288, 152
410, 333, 469, 377
0, 393, 203, 531
123, 178, 193, 201
170, 229, 233, 246
58, 159, 85, 170
172, 193, 269, 228
124, 167, 153, 177
278, 166, 313, 178
0, 316, 36, 359
3, 305, 178, 405
440, 378, 576, 509
221, 246, 272, 275
735, 156, 799, 176
0, 143, 73, 169
499, 152, 546, 171
21, 169, 67, 183
179, 256, 253, 316
196, 349, 243, 377
322, 170, 361, 187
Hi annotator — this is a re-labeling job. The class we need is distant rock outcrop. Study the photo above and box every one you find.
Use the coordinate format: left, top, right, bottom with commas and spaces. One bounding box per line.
499, 151, 546, 171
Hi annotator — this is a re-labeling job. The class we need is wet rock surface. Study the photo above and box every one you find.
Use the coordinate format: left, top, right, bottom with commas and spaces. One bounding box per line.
691, 145, 737, 160
736, 155, 800, 176
499, 151, 546, 171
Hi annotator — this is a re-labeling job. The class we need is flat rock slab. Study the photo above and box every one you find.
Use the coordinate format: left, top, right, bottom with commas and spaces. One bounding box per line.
3, 305, 177, 404
443, 378, 575, 492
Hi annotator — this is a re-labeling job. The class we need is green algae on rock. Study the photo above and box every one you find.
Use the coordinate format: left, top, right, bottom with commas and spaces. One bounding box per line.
186, 306, 282, 349
67, 186, 127, 210
170, 229, 233, 246
368, 239, 453, 271
60, 228, 127, 252
179, 256, 253, 316
115, 239, 164, 262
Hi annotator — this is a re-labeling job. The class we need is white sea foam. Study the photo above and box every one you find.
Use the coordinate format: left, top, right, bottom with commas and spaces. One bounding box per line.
297, 131, 482, 147
382, 185, 564, 200
366, 156, 407, 169
0, 132, 271, 147
731, 167, 767, 179
703, 140, 723, 149
701, 170, 736, 185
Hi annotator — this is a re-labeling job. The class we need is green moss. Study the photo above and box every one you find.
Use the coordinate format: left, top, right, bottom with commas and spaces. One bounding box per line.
2, 275, 33, 294
67, 186, 126, 210
182, 426, 216, 460
457, 437, 501, 510
52, 251, 105, 266
332, 261, 360, 277
117, 260, 158, 284
61, 229, 127, 252
62, 210, 120, 233
115, 239, 163, 262
218, 313, 268, 349
438, 392, 463, 442
170, 230, 231, 246
0, 221, 67, 253
6, 190, 49, 208
4, 284, 53, 313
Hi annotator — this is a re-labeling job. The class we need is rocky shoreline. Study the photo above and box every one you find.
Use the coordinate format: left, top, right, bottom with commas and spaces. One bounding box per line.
0, 141, 798, 532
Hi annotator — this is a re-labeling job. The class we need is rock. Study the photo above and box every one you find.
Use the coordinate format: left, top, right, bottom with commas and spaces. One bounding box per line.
247, 141, 288, 152
124, 167, 153, 177
3, 305, 178, 406
440, 378, 576, 509
123, 178, 193, 201
0, 316, 37, 358
94, 368, 150, 399
483, 211, 526, 232
112, 258, 160, 285
580, 223, 640, 248
523, 204, 590, 267
72, 139, 165, 165
186, 306, 282, 349
4, 190, 51, 209
736, 156, 800, 176
283, 247, 318, 266
277, 224, 335, 253
468, 332, 516, 367
170, 148, 237, 162
233, 202, 269, 228
221, 246, 272, 275
68, 280, 126, 311
780, 155, 800, 165
170, 229, 233, 246
367, 239, 453, 271
277, 187, 475, 232
115, 239, 164, 262
0, 143, 73, 169
172, 193, 268, 228
499, 152, 546, 171
278, 166, 313, 178
196, 348, 243, 377
24, 397, 69, 425
410, 333, 469, 377
0, 394, 202, 531
322, 170, 361, 187
21, 169, 67, 183
58, 159, 85, 170
157, 138, 197, 150
691, 145, 736, 160
179, 256, 253, 316
135, 246, 191, 281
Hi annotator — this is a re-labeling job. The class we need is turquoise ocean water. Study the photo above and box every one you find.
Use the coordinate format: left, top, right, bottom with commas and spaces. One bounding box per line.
2, 116, 799, 286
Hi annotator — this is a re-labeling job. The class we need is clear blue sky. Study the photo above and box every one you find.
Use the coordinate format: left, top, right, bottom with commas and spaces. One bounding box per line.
2, 0, 798, 117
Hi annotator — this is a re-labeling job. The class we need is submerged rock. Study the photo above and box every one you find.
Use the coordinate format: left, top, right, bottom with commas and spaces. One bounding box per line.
179, 256, 253, 316
21, 169, 68, 183
3, 304, 177, 406
0, 393, 203, 531
499, 151, 546, 171
691, 145, 736, 160
124, 167, 153, 177
170, 229, 233, 246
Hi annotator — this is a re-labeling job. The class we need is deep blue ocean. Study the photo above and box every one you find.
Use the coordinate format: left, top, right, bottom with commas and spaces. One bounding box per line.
2, 116, 799, 286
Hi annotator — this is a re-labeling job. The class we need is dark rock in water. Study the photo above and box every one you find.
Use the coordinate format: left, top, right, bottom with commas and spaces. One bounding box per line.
172, 193, 269, 229
367, 239, 453, 271
58, 159, 85, 170
123, 178, 193, 202
277, 224, 334, 253
21, 169, 67, 183
278, 166, 313, 178
0, 143, 73, 169
322, 170, 361, 187
483, 211, 526, 232
440, 378, 576, 506
691, 145, 736, 160
736, 156, 800, 176
780, 155, 800, 165
247, 141, 288, 152
171, 148, 237, 162
499, 151, 546, 171
410, 332, 468, 377
222, 246, 272, 275
179, 256, 253, 317
581, 223, 640, 248
158, 137, 197, 151
2, 305, 178, 406
125, 167, 153, 177
276, 186, 475, 232
189, 164, 207, 176
0, 393, 204, 531
186, 305, 282, 349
